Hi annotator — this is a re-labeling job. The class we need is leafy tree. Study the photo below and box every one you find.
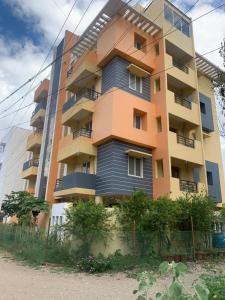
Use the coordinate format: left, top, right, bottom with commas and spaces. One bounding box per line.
141, 197, 178, 256
1, 191, 48, 226
116, 190, 150, 254
63, 200, 111, 256
176, 193, 215, 232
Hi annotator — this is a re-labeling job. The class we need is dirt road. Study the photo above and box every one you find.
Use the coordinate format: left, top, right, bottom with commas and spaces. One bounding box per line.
0, 252, 136, 300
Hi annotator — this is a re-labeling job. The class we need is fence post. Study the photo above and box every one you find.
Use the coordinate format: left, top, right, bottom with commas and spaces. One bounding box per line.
191, 216, 196, 260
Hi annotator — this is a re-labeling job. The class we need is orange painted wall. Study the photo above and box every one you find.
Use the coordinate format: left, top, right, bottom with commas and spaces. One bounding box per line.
151, 35, 171, 199
92, 88, 157, 149
97, 17, 157, 72
45, 31, 77, 204
34, 79, 50, 102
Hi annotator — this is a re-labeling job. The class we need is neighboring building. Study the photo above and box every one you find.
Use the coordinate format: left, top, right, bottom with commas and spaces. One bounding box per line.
0, 127, 31, 208
21, 0, 225, 227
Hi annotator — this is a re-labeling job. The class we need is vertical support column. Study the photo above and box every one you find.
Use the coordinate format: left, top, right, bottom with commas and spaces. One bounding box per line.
95, 196, 103, 204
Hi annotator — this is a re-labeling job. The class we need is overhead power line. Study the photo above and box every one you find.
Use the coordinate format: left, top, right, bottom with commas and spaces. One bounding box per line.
0, 46, 222, 129
1, 0, 222, 121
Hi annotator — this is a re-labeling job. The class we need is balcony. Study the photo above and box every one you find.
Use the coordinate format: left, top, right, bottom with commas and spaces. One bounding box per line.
30, 99, 46, 127
177, 134, 194, 148
22, 159, 39, 179
169, 131, 203, 165
167, 91, 199, 125
54, 172, 96, 198
170, 177, 206, 199
26, 129, 43, 152
62, 88, 101, 126
34, 79, 49, 103
66, 51, 101, 92
165, 54, 196, 89
58, 130, 96, 163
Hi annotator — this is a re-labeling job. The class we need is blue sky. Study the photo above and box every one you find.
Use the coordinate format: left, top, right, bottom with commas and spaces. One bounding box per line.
0, 0, 224, 142
0, 1, 43, 45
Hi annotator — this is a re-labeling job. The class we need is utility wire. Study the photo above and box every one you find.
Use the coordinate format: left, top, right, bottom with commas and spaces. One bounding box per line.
0, 46, 221, 129
0, 0, 133, 106
0, 2, 223, 121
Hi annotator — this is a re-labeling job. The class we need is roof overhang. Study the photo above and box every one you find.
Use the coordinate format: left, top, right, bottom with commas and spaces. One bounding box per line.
127, 63, 150, 77
71, 0, 161, 60
196, 52, 224, 81
126, 149, 152, 158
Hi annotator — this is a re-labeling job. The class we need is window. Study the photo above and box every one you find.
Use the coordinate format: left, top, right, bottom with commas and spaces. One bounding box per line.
133, 113, 142, 129
82, 162, 90, 173
154, 78, 160, 93
129, 72, 143, 93
155, 43, 160, 56
128, 156, 143, 177
0, 163, 2, 171
200, 102, 206, 114
0, 143, 5, 153
156, 159, 164, 178
59, 216, 63, 226
134, 33, 146, 52
172, 166, 180, 178
164, 4, 190, 37
207, 171, 213, 185
156, 116, 162, 132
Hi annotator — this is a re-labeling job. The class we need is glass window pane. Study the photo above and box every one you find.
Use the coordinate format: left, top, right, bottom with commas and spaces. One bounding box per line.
182, 19, 190, 37
134, 114, 141, 129
129, 156, 135, 175
136, 76, 142, 93
164, 4, 173, 24
129, 73, 136, 90
135, 158, 142, 177
174, 13, 182, 31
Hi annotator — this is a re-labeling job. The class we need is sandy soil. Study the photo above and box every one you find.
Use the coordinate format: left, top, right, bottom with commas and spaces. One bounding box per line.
0, 251, 224, 300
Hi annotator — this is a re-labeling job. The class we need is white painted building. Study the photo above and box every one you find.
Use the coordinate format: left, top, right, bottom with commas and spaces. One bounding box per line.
0, 127, 31, 208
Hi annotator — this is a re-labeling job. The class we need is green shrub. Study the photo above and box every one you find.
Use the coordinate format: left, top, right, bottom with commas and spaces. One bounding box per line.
202, 274, 225, 300
77, 254, 112, 273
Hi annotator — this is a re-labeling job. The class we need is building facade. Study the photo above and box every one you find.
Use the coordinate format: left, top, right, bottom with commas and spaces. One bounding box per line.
0, 127, 31, 208
22, 0, 225, 226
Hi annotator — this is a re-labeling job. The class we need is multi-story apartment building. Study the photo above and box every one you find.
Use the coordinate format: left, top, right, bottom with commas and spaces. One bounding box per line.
22, 0, 225, 226
0, 127, 31, 208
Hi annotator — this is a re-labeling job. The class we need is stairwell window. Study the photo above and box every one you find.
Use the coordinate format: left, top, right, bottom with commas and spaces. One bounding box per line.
133, 113, 142, 129
207, 171, 213, 185
129, 72, 143, 93
128, 156, 143, 178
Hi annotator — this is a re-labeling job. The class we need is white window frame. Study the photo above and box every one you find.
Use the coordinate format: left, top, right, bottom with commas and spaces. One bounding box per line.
128, 156, 143, 178
129, 72, 143, 93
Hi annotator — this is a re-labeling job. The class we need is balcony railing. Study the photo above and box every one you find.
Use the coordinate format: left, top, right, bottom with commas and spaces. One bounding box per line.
32, 98, 47, 117
33, 128, 43, 134
23, 158, 39, 171
180, 180, 197, 193
177, 134, 195, 148
175, 95, 192, 109
63, 88, 101, 113
173, 60, 189, 74
55, 172, 96, 192
72, 128, 92, 139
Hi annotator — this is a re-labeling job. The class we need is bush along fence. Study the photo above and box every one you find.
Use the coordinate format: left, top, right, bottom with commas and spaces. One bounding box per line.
0, 190, 225, 270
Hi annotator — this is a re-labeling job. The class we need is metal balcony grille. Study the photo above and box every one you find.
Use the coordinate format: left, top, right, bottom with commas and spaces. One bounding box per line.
173, 60, 189, 74
175, 95, 192, 109
180, 180, 197, 193
63, 88, 101, 113
76, 88, 101, 102
23, 158, 39, 171
72, 128, 92, 139
177, 135, 195, 148
32, 98, 47, 117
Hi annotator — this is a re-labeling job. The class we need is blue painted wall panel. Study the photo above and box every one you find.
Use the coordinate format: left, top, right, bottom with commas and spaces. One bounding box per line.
205, 160, 222, 203
199, 93, 214, 132
96, 140, 152, 196
101, 56, 150, 101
